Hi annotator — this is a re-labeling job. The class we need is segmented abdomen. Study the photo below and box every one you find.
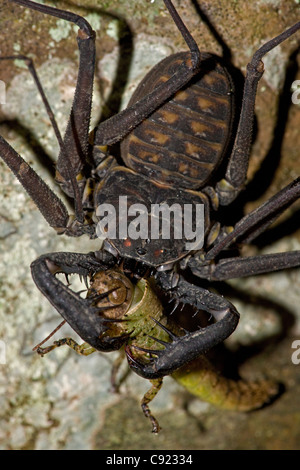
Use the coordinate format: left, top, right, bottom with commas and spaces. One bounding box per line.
121, 52, 234, 189
172, 356, 279, 411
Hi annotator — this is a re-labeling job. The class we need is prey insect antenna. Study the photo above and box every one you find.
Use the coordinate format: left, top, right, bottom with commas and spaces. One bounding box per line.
32, 319, 66, 351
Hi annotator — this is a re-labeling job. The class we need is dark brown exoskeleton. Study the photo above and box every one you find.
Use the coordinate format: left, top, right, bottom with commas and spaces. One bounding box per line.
1, 0, 300, 398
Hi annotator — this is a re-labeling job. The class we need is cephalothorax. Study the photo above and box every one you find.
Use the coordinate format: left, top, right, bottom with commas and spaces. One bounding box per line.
1, 0, 300, 432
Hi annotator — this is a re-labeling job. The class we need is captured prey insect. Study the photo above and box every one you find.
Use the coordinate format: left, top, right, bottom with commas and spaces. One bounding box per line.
0, 0, 300, 432
35, 267, 280, 433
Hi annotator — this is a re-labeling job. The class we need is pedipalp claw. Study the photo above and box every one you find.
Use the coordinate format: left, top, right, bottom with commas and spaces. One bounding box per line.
126, 343, 162, 358
124, 345, 158, 374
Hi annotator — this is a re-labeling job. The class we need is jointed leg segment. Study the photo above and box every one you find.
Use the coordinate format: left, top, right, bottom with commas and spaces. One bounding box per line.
36, 337, 96, 357
190, 178, 300, 280
216, 21, 300, 205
